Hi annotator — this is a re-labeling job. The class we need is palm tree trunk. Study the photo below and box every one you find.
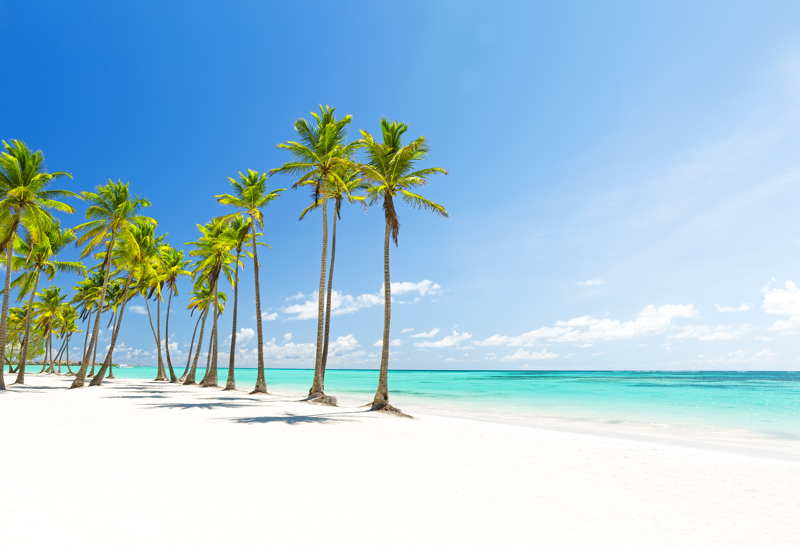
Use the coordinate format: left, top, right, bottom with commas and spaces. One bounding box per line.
250, 221, 268, 394
40, 335, 49, 373
180, 315, 201, 381
0, 239, 14, 391
308, 200, 329, 398
183, 308, 208, 385
320, 208, 338, 382
65, 341, 73, 374
164, 289, 177, 382
201, 278, 220, 387
91, 276, 132, 386
71, 232, 117, 388
224, 249, 241, 391
371, 221, 394, 412
14, 271, 40, 385
144, 298, 167, 381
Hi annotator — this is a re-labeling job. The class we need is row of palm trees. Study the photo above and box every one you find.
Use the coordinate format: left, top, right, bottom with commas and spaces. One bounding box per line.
0, 106, 447, 412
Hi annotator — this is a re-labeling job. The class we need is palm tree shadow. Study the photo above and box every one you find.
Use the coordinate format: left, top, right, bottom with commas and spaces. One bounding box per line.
228, 413, 340, 425
146, 401, 250, 410
108, 394, 167, 399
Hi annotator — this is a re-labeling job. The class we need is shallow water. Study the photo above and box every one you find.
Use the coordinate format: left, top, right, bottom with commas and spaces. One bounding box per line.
108, 367, 800, 441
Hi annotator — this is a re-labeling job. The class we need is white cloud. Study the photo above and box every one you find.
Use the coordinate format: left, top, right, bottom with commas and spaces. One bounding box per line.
282, 280, 441, 320
400, 327, 415, 334
698, 348, 777, 365
373, 339, 402, 347
763, 281, 800, 331
415, 330, 472, 348
236, 327, 255, 344
411, 328, 440, 339
129, 305, 146, 315
714, 303, 750, 313
670, 324, 750, 341
261, 312, 278, 321
502, 349, 559, 361
476, 304, 696, 346
577, 279, 606, 287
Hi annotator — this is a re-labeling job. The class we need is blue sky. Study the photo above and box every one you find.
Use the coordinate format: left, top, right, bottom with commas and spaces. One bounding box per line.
3, 1, 800, 370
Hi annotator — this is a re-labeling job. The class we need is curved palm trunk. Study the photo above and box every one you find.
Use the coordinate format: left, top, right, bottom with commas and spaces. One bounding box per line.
72, 233, 117, 388
164, 289, 177, 382
180, 315, 201, 381
183, 308, 208, 385
14, 272, 41, 385
91, 276, 132, 386
320, 209, 338, 384
0, 240, 14, 391
200, 279, 220, 387
308, 201, 329, 398
144, 298, 167, 381
65, 340, 73, 374
250, 221, 268, 394
371, 221, 396, 412
224, 249, 241, 391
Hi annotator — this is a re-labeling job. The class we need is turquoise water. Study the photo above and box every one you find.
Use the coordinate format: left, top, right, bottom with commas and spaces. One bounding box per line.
111, 367, 800, 439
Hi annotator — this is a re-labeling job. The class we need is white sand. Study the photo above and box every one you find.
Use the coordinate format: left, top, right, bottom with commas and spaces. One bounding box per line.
2, 373, 798, 546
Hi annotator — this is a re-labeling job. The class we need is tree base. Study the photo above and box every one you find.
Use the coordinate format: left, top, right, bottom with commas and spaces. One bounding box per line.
249, 387, 269, 395
305, 392, 337, 406
369, 401, 411, 417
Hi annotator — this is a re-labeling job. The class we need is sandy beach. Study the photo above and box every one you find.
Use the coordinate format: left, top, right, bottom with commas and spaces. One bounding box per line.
2, 373, 798, 546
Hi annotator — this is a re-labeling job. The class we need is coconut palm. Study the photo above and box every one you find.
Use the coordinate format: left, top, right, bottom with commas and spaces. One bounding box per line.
355, 120, 448, 412
70, 180, 153, 388
183, 282, 225, 385
188, 218, 236, 387
33, 286, 67, 373
295, 168, 364, 401
221, 216, 253, 391
11, 225, 84, 383
215, 170, 284, 393
54, 303, 79, 374
0, 139, 75, 390
159, 245, 191, 383
270, 105, 358, 402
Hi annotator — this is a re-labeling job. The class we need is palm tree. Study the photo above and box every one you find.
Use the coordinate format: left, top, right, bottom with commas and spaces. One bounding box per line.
188, 218, 236, 388
356, 120, 448, 413
183, 283, 224, 385
11, 225, 84, 383
33, 286, 67, 373
221, 216, 253, 391
159, 245, 191, 383
0, 139, 75, 390
291, 169, 364, 401
270, 105, 358, 402
54, 303, 79, 374
70, 180, 152, 388
215, 170, 284, 393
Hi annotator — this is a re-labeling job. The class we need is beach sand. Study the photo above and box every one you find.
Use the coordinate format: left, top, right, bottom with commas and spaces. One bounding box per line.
2, 373, 798, 546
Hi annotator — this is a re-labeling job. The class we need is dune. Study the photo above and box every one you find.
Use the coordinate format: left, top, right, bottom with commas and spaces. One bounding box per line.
2, 373, 798, 546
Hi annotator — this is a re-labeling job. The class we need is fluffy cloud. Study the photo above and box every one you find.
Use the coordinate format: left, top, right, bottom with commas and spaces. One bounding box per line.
577, 279, 606, 287
714, 303, 750, 313
282, 280, 441, 320
400, 328, 415, 334
415, 330, 472, 348
373, 339, 402, 347
763, 281, 800, 331
476, 304, 696, 346
411, 328, 439, 339
129, 305, 146, 315
236, 327, 255, 344
670, 324, 750, 341
502, 349, 558, 361
261, 312, 278, 321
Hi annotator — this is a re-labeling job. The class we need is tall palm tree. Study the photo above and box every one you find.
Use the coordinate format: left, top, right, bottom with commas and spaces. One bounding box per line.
215, 170, 284, 393
295, 168, 364, 401
70, 180, 152, 388
270, 105, 358, 402
0, 139, 75, 390
221, 216, 253, 391
159, 245, 191, 383
183, 283, 224, 385
188, 218, 235, 388
11, 225, 84, 383
54, 303, 79, 374
356, 120, 448, 413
